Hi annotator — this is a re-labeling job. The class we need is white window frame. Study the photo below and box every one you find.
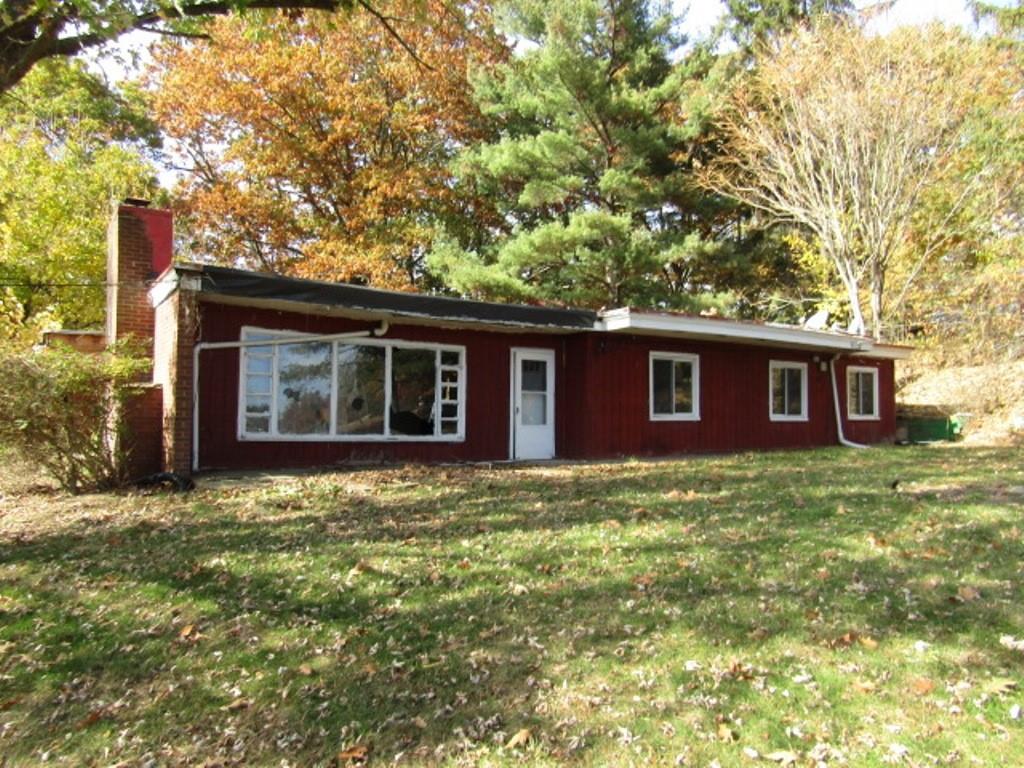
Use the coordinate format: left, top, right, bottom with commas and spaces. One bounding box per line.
237, 326, 466, 442
769, 360, 809, 422
649, 351, 701, 422
847, 365, 880, 421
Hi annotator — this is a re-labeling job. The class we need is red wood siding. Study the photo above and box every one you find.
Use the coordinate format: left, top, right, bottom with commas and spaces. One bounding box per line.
194, 301, 572, 470
557, 335, 895, 459
192, 301, 896, 470
834, 355, 897, 445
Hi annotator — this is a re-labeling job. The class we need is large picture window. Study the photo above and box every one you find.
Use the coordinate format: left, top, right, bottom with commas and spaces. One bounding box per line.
769, 360, 808, 421
239, 328, 465, 441
847, 366, 879, 420
649, 352, 700, 421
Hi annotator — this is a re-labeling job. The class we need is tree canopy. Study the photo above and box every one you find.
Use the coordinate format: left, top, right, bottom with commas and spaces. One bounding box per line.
0, 0, 369, 96
702, 21, 1011, 339
429, 0, 728, 309
0, 59, 157, 340
150, 1, 505, 288
2, 0, 1021, 363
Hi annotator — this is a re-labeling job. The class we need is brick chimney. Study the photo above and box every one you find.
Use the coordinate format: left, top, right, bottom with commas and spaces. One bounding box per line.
106, 199, 173, 352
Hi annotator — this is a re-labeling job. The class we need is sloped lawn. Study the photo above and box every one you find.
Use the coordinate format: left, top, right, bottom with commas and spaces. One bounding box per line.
1, 446, 1023, 766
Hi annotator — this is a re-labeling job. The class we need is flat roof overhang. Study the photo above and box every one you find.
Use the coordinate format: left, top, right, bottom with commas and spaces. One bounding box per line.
149, 265, 912, 357
597, 308, 912, 360
151, 263, 596, 334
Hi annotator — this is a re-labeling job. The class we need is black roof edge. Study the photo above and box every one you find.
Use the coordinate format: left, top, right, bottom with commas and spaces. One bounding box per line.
180, 263, 597, 330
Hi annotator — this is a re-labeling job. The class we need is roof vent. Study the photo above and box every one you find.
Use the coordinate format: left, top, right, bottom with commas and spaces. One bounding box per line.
123, 197, 151, 208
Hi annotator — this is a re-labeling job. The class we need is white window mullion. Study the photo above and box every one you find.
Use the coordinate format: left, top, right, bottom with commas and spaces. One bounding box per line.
270, 342, 280, 437
329, 341, 339, 436
382, 345, 389, 438
458, 354, 466, 438
434, 349, 442, 437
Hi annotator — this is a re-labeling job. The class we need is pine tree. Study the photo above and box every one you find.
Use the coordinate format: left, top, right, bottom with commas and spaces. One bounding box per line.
429, 0, 709, 309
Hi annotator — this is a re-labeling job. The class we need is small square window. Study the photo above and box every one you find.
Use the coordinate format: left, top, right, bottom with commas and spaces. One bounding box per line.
847, 366, 879, 420
650, 353, 700, 421
769, 361, 808, 421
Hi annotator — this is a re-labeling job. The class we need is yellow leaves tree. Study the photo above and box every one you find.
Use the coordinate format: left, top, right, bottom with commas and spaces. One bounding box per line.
149, 1, 505, 289
701, 21, 1010, 340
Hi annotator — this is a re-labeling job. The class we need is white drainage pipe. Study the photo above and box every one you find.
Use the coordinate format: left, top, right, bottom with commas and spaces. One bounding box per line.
829, 354, 868, 449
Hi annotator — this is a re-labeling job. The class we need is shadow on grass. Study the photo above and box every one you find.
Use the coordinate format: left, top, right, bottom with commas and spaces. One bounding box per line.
1, 446, 1022, 764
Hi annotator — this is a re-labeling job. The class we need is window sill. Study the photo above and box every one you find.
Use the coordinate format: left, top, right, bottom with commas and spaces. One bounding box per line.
650, 413, 701, 422
769, 415, 809, 423
239, 434, 466, 443
847, 415, 880, 422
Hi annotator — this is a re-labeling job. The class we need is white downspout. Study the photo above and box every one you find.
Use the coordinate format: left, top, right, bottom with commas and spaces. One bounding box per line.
191, 320, 390, 472
829, 354, 868, 449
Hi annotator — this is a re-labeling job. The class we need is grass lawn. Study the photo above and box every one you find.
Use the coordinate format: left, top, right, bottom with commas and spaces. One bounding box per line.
1, 446, 1023, 767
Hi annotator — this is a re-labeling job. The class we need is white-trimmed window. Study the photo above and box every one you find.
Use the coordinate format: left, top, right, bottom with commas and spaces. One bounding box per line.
649, 352, 700, 421
769, 360, 808, 421
847, 366, 880, 420
239, 327, 465, 441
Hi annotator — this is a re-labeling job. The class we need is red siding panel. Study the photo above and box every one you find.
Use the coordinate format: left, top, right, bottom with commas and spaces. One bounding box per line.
195, 301, 571, 470
193, 301, 897, 470
558, 336, 895, 459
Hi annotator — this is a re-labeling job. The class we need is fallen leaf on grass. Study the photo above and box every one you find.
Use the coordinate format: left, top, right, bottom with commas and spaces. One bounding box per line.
909, 677, 935, 696
224, 697, 251, 711
346, 560, 375, 580
957, 585, 981, 602
506, 728, 532, 749
665, 489, 699, 502
298, 663, 314, 676
632, 573, 656, 590
827, 630, 864, 649
853, 679, 877, 693
337, 744, 369, 764
717, 723, 738, 742
75, 708, 108, 730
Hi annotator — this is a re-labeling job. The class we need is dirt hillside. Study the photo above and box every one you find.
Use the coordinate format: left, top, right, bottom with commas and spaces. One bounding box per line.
898, 360, 1024, 446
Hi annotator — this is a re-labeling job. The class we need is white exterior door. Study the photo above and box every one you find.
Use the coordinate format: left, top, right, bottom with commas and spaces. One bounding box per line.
511, 348, 555, 460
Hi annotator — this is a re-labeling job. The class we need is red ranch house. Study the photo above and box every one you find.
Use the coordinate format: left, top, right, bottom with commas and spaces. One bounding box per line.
107, 202, 910, 477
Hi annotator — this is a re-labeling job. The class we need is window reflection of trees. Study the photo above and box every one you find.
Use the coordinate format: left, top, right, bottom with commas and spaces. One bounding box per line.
277, 342, 332, 434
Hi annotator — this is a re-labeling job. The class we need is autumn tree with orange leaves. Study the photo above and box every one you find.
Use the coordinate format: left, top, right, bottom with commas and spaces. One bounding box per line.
149, 1, 505, 289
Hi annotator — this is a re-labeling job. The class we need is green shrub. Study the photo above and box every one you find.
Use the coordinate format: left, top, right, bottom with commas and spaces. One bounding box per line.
0, 342, 150, 493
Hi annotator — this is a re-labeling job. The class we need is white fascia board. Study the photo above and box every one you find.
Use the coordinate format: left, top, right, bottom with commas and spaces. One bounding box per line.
597, 308, 873, 353
148, 268, 201, 308
859, 345, 913, 361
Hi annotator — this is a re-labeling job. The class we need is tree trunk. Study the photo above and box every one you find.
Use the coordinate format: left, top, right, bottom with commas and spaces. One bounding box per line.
869, 264, 885, 341
847, 285, 866, 337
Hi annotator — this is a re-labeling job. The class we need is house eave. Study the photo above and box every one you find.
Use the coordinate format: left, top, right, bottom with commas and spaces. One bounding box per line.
162, 263, 596, 333
195, 292, 588, 335
597, 308, 911, 359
